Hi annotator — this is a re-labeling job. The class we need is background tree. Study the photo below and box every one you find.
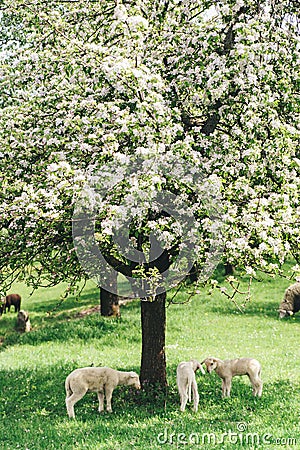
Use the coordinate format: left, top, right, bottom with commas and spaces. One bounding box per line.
0, 0, 299, 388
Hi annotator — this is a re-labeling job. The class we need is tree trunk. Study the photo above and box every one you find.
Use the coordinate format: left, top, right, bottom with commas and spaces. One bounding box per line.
224, 262, 234, 276
188, 262, 198, 284
100, 270, 120, 317
140, 292, 167, 388
100, 288, 120, 317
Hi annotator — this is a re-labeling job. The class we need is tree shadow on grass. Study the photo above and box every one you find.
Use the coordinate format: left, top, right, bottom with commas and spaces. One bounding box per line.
165, 363, 300, 427
0, 362, 144, 426
29, 287, 141, 316
0, 287, 101, 343
208, 300, 277, 317
27, 287, 100, 315
0, 361, 299, 450
0, 313, 130, 349
208, 302, 300, 323
0, 292, 141, 349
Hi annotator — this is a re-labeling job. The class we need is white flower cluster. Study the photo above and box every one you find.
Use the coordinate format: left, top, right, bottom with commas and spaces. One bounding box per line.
0, 0, 299, 291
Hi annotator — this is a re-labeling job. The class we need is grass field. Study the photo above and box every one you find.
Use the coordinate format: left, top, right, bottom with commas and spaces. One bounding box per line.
0, 271, 299, 449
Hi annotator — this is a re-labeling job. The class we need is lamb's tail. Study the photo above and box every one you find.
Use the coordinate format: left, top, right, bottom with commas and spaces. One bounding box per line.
188, 374, 193, 403
258, 366, 262, 378
65, 376, 73, 398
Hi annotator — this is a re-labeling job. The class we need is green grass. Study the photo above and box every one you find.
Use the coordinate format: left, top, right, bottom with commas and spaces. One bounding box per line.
0, 274, 299, 449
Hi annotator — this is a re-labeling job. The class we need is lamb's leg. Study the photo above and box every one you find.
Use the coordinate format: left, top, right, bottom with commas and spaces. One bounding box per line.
251, 376, 263, 397
97, 391, 105, 413
226, 379, 232, 397
191, 380, 199, 412
257, 380, 263, 397
221, 379, 226, 397
180, 391, 188, 412
66, 397, 75, 419
222, 378, 231, 397
66, 394, 84, 419
66, 391, 86, 419
105, 385, 114, 413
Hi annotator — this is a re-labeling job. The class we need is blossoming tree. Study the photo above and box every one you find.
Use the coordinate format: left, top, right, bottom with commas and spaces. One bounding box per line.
0, 0, 299, 387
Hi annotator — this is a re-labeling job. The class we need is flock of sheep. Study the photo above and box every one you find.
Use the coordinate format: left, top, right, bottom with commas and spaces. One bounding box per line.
0, 294, 31, 332
64, 279, 300, 418
64, 356, 263, 418
1, 279, 299, 331
176, 357, 262, 413
1, 280, 299, 418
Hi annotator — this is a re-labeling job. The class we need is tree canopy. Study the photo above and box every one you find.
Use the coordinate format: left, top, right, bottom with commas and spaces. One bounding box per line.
0, 0, 299, 297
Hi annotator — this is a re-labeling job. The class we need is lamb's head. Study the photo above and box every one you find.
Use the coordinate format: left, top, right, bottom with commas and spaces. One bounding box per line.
190, 359, 206, 375
279, 309, 293, 319
127, 372, 141, 390
201, 357, 218, 374
18, 310, 28, 321
278, 298, 294, 318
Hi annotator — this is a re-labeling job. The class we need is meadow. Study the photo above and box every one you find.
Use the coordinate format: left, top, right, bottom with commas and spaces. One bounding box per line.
0, 271, 299, 450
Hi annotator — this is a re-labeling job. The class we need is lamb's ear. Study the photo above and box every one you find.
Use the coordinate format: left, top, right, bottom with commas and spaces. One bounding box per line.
198, 364, 206, 375
200, 359, 206, 365
130, 371, 138, 377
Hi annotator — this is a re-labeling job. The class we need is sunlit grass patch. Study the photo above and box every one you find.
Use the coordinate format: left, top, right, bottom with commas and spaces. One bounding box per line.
0, 275, 299, 449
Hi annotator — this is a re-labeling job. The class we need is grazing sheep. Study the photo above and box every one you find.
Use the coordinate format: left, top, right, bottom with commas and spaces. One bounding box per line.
202, 357, 262, 398
65, 366, 141, 418
17, 310, 31, 332
278, 281, 300, 318
176, 359, 205, 412
0, 294, 21, 314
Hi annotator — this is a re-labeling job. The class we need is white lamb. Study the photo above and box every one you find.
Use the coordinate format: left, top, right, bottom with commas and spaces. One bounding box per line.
201, 357, 263, 398
65, 366, 141, 418
176, 359, 205, 412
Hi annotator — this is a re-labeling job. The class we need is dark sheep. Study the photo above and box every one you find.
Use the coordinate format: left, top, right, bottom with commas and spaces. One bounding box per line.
279, 281, 300, 318
0, 294, 21, 314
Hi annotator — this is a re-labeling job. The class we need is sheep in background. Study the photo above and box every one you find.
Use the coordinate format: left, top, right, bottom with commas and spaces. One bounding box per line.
202, 357, 262, 398
17, 310, 31, 332
0, 294, 21, 314
65, 366, 141, 418
176, 359, 205, 412
278, 280, 300, 318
